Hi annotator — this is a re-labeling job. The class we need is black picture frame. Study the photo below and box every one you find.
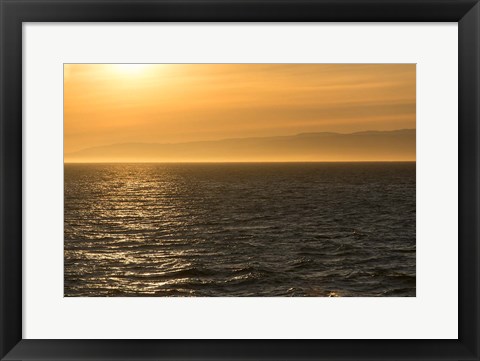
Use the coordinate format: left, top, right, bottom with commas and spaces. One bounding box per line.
1, 1, 478, 360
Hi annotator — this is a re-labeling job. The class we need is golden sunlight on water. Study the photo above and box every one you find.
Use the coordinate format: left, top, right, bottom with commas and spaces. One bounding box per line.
64, 163, 416, 297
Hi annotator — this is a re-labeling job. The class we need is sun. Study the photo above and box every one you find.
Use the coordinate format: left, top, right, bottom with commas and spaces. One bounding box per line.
112, 64, 150, 75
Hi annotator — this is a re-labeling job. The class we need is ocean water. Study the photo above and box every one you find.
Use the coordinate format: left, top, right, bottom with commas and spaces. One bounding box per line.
64, 163, 416, 297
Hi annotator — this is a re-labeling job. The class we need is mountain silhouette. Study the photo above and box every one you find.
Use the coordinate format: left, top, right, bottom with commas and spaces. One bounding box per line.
64, 129, 415, 162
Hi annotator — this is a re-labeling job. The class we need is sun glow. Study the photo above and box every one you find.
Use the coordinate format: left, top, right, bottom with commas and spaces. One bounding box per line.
113, 64, 150, 74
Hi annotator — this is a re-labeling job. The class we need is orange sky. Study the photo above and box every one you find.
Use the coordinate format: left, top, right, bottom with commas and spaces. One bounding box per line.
64, 64, 415, 158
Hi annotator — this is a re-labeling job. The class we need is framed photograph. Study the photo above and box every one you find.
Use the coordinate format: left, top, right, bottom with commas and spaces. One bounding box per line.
0, 0, 478, 360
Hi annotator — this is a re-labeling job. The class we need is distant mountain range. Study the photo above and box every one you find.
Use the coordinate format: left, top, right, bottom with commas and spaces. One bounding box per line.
64, 129, 416, 162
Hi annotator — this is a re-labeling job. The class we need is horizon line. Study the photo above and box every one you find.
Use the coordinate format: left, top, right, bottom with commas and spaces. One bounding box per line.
64, 160, 416, 165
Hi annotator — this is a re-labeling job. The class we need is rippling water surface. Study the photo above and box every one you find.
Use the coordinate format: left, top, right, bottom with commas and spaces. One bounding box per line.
64, 163, 415, 297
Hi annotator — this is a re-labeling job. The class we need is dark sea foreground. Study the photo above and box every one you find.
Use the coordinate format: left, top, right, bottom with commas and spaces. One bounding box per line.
64, 162, 416, 297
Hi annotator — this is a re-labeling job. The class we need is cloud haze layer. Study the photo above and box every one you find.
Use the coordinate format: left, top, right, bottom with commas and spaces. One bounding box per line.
65, 129, 415, 163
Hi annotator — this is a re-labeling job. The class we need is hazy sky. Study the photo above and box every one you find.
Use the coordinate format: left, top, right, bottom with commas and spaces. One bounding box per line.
64, 64, 415, 154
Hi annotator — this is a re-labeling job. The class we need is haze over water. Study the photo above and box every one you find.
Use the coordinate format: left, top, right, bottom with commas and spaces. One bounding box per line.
64, 162, 416, 297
